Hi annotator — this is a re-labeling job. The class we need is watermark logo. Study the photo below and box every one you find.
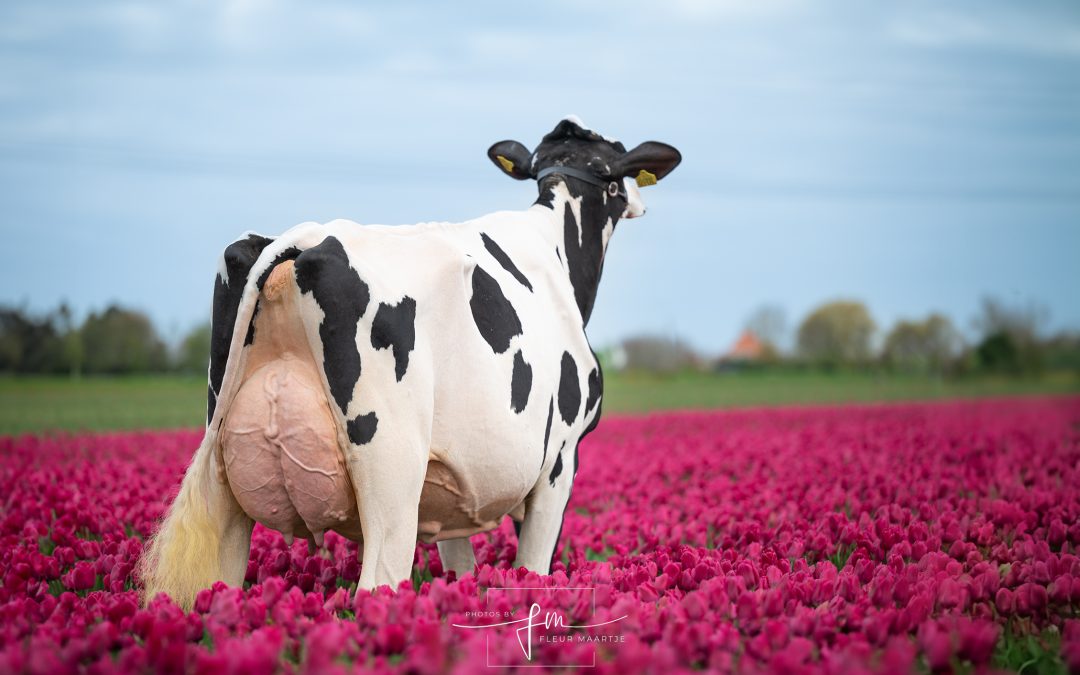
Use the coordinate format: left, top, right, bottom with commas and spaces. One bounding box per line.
453, 587, 626, 668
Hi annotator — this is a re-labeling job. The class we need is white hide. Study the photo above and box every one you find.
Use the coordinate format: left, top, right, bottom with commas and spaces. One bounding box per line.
561, 114, 621, 144
202, 183, 605, 593
623, 177, 646, 219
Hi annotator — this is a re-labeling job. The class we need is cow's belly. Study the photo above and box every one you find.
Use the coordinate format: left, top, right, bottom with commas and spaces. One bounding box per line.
416, 457, 526, 543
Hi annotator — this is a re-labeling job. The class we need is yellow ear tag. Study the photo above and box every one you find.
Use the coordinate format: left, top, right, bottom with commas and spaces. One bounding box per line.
496, 155, 515, 174
635, 169, 657, 187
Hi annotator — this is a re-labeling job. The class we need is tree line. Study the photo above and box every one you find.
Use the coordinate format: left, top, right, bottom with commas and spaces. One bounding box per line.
615, 297, 1080, 376
3, 297, 1078, 377
0, 304, 209, 376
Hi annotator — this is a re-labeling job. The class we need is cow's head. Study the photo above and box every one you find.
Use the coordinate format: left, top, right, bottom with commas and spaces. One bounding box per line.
488, 116, 681, 220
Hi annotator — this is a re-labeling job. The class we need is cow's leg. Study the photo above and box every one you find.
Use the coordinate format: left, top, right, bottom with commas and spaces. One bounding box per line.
140, 436, 252, 609
218, 508, 255, 587
292, 236, 430, 595
344, 429, 427, 593
437, 538, 477, 578
512, 446, 576, 573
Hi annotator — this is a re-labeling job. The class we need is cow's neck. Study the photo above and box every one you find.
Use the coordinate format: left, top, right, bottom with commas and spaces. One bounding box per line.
535, 180, 621, 325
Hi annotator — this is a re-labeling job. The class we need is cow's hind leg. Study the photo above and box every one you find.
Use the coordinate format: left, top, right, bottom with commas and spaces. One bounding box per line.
141, 436, 253, 609
219, 508, 255, 587
343, 431, 427, 595
345, 408, 429, 591
292, 236, 429, 597
437, 538, 477, 579
513, 445, 575, 574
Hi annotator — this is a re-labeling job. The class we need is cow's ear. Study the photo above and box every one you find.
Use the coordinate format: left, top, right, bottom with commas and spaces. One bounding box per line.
611, 142, 682, 187
488, 141, 534, 180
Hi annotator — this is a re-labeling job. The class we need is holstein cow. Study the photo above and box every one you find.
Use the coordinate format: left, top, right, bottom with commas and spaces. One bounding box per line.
141, 116, 681, 609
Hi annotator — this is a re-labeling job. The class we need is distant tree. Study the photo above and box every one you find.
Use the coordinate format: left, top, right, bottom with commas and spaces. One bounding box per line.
57, 302, 83, 377
797, 300, 875, 367
176, 322, 211, 375
0, 309, 22, 371
620, 335, 701, 373
744, 305, 788, 355
882, 313, 962, 374
0, 306, 69, 374
972, 297, 1046, 375
1041, 332, 1080, 372
976, 332, 1021, 374
973, 296, 1046, 341
81, 305, 168, 374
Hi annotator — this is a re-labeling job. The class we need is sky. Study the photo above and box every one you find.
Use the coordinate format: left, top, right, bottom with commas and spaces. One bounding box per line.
1, 0, 1078, 354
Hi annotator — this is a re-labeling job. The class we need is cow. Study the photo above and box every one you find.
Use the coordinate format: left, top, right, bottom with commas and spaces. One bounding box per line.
140, 116, 681, 609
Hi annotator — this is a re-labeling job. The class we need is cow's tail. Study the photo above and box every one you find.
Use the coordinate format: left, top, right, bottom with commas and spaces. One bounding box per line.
140, 232, 321, 609
140, 245, 274, 610
139, 432, 226, 610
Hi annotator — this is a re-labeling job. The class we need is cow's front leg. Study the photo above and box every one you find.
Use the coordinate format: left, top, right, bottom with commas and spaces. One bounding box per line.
343, 429, 426, 595
513, 446, 576, 574
437, 538, 477, 578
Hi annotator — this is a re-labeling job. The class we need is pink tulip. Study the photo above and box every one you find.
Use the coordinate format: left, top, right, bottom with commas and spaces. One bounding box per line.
62, 561, 97, 591
956, 618, 999, 664
1, 398, 1078, 672
917, 621, 953, 671
995, 587, 1015, 615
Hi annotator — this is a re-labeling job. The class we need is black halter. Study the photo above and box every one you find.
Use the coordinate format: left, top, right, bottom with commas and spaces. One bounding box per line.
535, 166, 626, 199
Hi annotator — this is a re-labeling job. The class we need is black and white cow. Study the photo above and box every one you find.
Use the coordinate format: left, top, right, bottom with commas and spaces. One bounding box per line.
141, 116, 681, 609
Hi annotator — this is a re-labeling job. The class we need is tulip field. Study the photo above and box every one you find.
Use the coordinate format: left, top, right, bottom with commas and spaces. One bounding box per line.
2, 396, 1079, 673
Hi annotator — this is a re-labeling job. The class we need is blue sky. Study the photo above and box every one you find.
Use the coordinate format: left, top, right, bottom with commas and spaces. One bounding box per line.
1, 1, 1078, 353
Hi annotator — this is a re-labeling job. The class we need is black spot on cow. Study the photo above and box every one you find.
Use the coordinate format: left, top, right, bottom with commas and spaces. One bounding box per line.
347, 412, 378, 446
548, 447, 564, 486
481, 233, 533, 292
585, 367, 601, 414
207, 385, 216, 425
294, 236, 370, 416
371, 297, 416, 382
209, 233, 273, 423
558, 352, 580, 425
562, 202, 608, 324
534, 187, 555, 210
469, 266, 522, 354
510, 350, 532, 413
550, 518, 565, 571
244, 313, 257, 347
541, 397, 553, 466
577, 366, 604, 478
555, 247, 562, 265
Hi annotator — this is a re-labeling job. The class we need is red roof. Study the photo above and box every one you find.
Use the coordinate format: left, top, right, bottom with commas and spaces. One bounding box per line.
726, 330, 764, 360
